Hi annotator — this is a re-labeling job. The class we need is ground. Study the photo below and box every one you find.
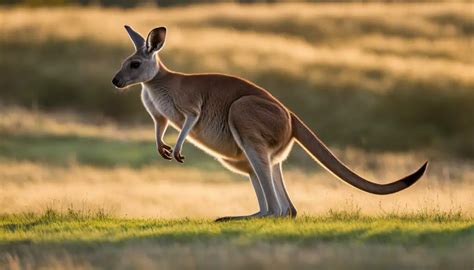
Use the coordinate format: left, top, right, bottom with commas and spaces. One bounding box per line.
1, 210, 472, 270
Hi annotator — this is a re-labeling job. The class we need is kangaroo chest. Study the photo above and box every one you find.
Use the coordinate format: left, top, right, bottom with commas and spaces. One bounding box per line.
141, 87, 184, 128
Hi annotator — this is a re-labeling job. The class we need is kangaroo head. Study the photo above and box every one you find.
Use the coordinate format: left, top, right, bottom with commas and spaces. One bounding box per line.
112, 25, 167, 89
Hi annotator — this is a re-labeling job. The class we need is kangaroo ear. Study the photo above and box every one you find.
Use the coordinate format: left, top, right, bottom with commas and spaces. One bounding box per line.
124, 25, 145, 50
146, 27, 166, 53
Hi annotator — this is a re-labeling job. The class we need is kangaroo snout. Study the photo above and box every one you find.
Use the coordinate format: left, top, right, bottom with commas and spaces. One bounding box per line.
112, 76, 124, 88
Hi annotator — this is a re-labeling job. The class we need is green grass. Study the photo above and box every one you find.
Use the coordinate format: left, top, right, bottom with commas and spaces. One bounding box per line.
0, 210, 472, 269
1, 209, 471, 245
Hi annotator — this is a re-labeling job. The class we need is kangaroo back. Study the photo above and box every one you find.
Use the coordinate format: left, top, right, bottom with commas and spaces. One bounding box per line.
291, 113, 428, 195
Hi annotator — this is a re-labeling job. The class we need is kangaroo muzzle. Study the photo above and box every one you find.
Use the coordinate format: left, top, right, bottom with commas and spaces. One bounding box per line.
112, 76, 125, 88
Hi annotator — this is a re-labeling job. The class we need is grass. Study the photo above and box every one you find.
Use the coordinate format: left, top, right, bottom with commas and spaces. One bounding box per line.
1, 159, 473, 218
2, 106, 455, 171
1, 209, 470, 245
1, 3, 473, 157
0, 132, 228, 169
0, 209, 472, 270
1, 106, 473, 218
0, 112, 472, 270
0, 133, 163, 168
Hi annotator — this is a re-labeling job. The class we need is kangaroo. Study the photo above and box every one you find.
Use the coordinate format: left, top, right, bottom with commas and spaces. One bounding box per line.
112, 26, 428, 221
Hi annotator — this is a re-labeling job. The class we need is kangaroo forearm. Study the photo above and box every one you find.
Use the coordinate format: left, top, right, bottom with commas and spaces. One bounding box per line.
175, 114, 198, 151
154, 116, 169, 145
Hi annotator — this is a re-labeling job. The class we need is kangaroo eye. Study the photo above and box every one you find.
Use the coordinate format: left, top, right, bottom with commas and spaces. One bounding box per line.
130, 61, 141, 69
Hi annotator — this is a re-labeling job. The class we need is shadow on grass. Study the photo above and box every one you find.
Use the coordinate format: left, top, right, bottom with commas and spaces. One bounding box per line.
0, 222, 472, 246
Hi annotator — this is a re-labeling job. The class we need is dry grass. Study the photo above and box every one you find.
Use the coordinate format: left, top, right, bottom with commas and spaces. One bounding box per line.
0, 160, 472, 218
0, 106, 472, 218
0, 106, 153, 140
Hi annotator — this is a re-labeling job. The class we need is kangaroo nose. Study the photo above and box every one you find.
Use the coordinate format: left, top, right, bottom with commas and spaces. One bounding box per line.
112, 77, 120, 86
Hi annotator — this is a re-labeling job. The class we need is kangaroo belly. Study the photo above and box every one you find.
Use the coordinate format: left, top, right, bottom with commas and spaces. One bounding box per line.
185, 118, 243, 160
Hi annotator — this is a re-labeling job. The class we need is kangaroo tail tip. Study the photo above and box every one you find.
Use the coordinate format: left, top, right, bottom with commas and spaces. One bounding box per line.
420, 161, 429, 176
403, 160, 429, 187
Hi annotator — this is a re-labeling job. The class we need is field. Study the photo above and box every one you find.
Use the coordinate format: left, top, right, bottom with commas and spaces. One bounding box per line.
0, 2, 473, 270
0, 107, 473, 269
1, 210, 472, 270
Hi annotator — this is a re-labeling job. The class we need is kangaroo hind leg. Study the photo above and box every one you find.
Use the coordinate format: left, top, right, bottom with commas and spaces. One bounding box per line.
272, 163, 297, 217
218, 96, 291, 220
240, 144, 282, 217
215, 159, 269, 222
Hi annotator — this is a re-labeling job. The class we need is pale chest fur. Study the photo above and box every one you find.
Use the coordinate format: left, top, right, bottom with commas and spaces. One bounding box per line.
141, 86, 184, 128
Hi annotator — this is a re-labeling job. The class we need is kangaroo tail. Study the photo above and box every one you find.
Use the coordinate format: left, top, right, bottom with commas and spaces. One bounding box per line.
291, 113, 428, 195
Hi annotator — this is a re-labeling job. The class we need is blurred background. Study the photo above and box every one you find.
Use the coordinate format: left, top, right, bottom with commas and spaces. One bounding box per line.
0, 1, 473, 217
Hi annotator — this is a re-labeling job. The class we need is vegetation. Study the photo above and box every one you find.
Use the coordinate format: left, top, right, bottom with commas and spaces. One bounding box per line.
0, 107, 472, 219
0, 209, 472, 269
1, 3, 473, 157
1, 209, 471, 245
